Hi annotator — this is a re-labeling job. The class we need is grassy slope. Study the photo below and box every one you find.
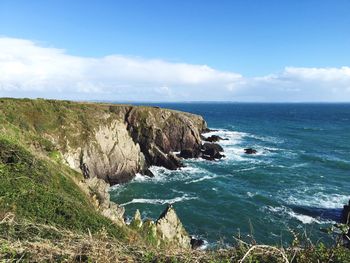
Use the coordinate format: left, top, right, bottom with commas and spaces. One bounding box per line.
0, 98, 349, 262
0, 137, 126, 238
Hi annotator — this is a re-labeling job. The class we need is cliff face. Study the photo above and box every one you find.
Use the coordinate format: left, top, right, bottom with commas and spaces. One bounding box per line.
126, 106, 206, 170
0, 99, 206, 185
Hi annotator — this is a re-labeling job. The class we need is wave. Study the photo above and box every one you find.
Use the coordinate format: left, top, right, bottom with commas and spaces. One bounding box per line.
286, 192, 350, 209
120, 194, 198, 206
203, 128, 285, 163
265, 206, 334, 225
132, 165, 208, 183
301, 154, 350, 170
185, 175, 218, 184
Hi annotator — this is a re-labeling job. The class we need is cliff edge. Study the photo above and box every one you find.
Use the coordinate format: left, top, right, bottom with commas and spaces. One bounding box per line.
0, 98, 207, 185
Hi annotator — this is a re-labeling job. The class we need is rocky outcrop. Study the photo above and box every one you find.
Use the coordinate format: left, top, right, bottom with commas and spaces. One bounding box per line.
179, 142, 224, 160
156, 204, 191, 249
59, 104, 207, 185
81, 177, 125, 226
64, 119, 147, 185
126, 107, 206, 169
203, 135, 228, 142
244, 148, 257, 154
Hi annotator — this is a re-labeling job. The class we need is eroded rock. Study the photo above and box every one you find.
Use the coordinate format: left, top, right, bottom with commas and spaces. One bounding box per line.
201, 143, 225, 160
83, 177, 125, 226
203, 135, 228, 142
156, 204, 191, 249
131, 209, 143, 228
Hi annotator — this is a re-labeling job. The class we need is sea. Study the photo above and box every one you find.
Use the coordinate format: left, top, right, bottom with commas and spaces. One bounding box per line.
110, 103, 350, 246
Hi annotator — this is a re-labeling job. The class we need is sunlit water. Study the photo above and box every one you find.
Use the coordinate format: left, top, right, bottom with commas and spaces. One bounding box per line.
110, 103, 350, 245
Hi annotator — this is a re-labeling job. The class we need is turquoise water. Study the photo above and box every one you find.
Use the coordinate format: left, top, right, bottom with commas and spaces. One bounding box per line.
110, 103, 350, 245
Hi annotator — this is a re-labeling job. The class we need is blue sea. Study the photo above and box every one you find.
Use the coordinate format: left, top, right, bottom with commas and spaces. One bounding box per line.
110, 103, 350, 246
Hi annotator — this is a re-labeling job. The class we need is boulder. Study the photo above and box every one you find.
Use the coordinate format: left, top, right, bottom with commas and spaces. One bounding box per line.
150, 145, 184, 170
244, 148, 257, 154
190, 237, 205, 250
201, 143, 225, 160
143, 169, 155, 177
179, 148, 200, 159
156, 204, 191, 249
203, 135, 228, 142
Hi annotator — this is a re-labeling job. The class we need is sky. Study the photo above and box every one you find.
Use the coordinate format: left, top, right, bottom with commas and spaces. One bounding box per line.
0, 0, 350, 102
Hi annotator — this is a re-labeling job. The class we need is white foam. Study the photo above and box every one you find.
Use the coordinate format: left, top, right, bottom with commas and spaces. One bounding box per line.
203, 128, 281, 163
246, 191, 257, 198
287, 192, 350, 209
264, 206, 333, 225
185, 175, 218, 184
120, 194, 198, 206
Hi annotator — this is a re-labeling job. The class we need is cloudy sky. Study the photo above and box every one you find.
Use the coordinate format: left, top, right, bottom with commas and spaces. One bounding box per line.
1, 1, 350, 102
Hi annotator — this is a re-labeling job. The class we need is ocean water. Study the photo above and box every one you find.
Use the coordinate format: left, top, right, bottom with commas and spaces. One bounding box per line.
110, 103, 350, 245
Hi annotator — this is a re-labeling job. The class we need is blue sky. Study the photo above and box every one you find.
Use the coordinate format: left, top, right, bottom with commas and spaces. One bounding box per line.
1, 0, 350, 101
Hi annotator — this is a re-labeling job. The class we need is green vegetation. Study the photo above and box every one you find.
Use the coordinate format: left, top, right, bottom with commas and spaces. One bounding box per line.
0, 137, 125, 238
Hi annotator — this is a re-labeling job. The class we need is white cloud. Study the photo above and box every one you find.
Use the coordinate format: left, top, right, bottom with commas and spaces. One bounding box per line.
0, 37, 350, 102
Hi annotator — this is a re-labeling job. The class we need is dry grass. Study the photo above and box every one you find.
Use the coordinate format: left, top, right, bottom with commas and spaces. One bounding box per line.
1, 212, 350, 263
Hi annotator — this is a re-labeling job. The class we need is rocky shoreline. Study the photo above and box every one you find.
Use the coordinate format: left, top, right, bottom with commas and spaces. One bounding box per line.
79, 124, 231, 249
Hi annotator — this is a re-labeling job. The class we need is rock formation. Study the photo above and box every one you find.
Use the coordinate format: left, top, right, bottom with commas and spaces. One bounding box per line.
27, 102, 208, 185
82, 176, 125, 226
179, 142, 225, 160
342, 200, 350, 224
156, 204, 191, 249
203, 134, 228, 142
244, 148, 257, 154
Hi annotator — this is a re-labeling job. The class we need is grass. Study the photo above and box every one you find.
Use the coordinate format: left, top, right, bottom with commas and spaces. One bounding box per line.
0, 137, 126, 239
1, 212, 350, 262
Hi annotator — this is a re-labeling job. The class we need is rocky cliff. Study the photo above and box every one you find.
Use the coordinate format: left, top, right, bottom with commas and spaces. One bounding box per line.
0, 99, 207, 185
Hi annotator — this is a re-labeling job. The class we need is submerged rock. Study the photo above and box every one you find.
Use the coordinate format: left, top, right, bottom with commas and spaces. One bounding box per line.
244, 148, 257, 154
156, 204, 191, 249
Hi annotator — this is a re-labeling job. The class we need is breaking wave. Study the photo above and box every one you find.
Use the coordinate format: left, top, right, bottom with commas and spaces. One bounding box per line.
120, 194, 198, 206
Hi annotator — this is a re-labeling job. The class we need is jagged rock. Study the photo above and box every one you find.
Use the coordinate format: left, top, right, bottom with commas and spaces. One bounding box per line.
84, 177, 125, 226
131, 209, 143, 228
244, 148, 257, 154
342, 200, 350, 224
126, 106, 206, 170
64, 119, 147, 185
201, 143, 225, 160
203, 135, 228, 142
156, 204, 191, 249
190, 237, 205, 249
143, 169, 154, 177
150, 145, 184, 170
202, 128, 218, 133
179, 148, 200, 159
